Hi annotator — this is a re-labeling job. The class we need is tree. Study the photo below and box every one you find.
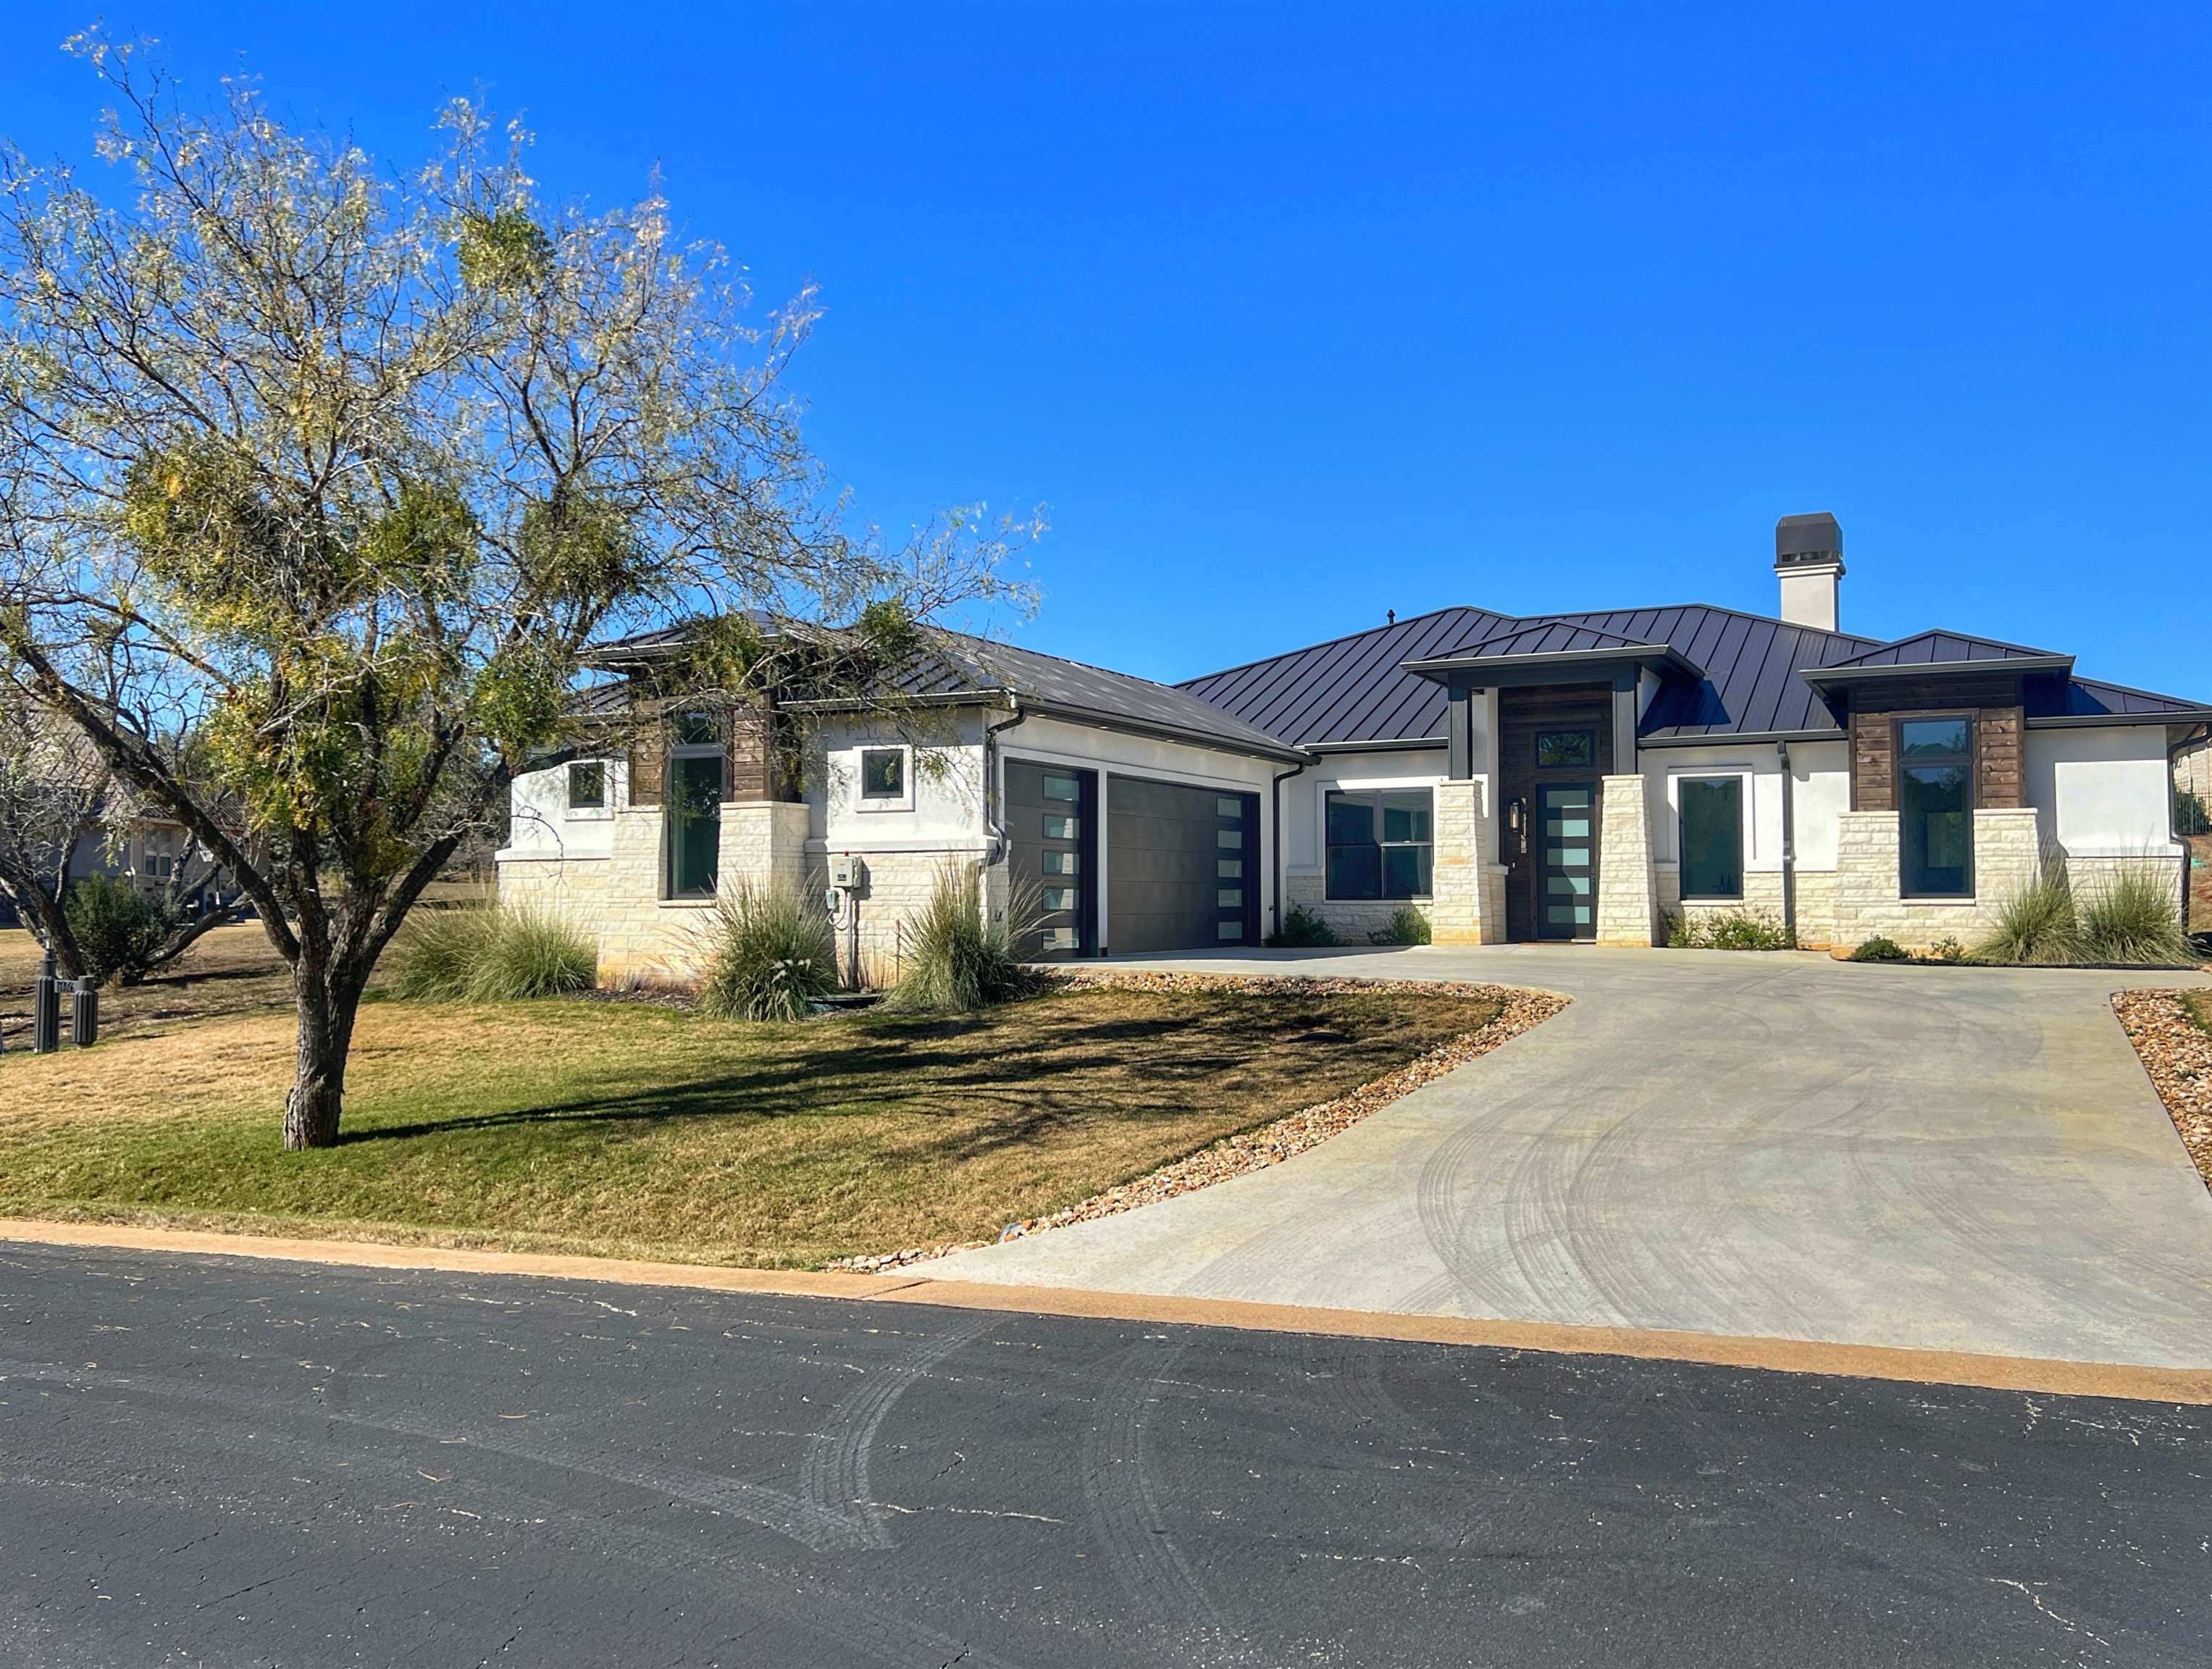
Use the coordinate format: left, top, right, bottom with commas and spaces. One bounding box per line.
0, 38, 1033, 1146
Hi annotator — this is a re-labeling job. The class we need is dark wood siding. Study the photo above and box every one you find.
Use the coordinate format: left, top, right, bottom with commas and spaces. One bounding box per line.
627, 712, 666, 807
726, 708, 797, 802
1846, 675, 2028, 813
1976, 706, 2025, 809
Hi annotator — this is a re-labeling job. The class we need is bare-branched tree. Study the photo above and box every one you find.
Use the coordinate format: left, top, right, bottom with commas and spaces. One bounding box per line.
0, 37, 1035, 1145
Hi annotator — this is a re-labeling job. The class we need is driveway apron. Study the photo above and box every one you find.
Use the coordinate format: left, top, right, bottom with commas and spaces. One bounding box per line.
919, 947, 2212, 1369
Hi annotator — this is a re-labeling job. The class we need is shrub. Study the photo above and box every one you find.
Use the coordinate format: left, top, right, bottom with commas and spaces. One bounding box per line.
2177, 788, 2211, 838
1265, 904, 1339, 948
1367, 908, 1431, 946
697, 880, 837, 1021
1972, 861, 2080, 966
1848, 936, 1910, 963
1667, 908, 1793, 951
64, 874, 175, 985
389, 898, 597, 1001
1927, 936, 1967, 964
2077, 863, 2192, 966
882, 862, 1042, 1013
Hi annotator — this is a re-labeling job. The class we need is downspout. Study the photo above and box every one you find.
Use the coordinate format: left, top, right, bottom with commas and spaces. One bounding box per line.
1776, 738, 1798, 946
1270, 760, 1307, 936
982, 697, 1027, 866
2169, 721, 2211, 932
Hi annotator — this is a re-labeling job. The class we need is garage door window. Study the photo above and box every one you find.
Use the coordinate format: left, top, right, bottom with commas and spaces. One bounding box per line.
1325, 790, 1433, 900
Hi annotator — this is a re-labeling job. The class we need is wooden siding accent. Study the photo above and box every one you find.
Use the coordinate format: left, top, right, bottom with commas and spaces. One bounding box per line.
627, 712, 667, 807
1976, 706, 2025, 809
726, 708, 774, 802
1851, 711, 1894, 812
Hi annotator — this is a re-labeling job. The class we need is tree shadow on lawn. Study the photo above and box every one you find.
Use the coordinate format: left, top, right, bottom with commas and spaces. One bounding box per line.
336, 1008, 1384, 1156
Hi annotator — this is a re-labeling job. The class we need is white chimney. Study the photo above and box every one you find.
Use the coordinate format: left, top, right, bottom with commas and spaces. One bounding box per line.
1774, 512, 1843, 632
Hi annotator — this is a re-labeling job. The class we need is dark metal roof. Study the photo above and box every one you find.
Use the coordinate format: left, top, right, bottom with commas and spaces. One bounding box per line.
1175, 606, 1515, 748
888, 632, 1308, 760
1445, 619, 1662, 658
1181, 602, 2207, 747
585, 616, 1308, 762
1824, 629, 2066, 669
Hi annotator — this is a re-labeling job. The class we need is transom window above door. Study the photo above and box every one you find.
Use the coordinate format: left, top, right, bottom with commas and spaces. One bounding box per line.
1535, 729, 1596, 769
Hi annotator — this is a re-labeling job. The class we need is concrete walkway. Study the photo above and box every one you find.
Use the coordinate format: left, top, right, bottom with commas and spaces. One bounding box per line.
921, 946, 2212, 1369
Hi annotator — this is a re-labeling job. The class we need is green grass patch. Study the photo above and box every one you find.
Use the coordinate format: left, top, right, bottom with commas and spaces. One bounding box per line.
0, 982, 1499, 1268
2184, 990, 2212, 1037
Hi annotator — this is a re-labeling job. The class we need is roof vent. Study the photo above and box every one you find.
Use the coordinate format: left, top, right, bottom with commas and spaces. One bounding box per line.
1773, 512, 1844, 632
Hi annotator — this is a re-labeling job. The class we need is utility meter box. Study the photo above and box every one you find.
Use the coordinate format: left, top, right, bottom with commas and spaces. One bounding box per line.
829, 853, 866, 891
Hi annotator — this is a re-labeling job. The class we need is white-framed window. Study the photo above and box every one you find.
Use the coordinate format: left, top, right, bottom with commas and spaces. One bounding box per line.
566, 760, 608, 816
1676, 775, 1744, 901
857, 745, 913, 812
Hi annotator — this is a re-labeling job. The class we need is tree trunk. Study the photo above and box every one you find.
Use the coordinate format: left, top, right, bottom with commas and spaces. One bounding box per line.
282, 960, 364, 1150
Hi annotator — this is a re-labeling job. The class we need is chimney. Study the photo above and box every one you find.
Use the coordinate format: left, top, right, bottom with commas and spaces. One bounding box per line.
1774, 512, 1843, 632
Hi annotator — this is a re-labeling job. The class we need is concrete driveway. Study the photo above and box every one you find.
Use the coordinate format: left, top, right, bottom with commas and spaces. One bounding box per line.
921, 947, 2212, 1370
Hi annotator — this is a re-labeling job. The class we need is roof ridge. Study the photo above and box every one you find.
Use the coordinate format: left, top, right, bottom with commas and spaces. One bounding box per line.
1173, 604, 1513, 689
1549, 600, 1885, 649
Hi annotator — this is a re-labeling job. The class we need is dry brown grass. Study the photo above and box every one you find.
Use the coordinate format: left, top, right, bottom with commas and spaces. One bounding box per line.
0, 974, 1507, 1268
0, 923, 301, 1044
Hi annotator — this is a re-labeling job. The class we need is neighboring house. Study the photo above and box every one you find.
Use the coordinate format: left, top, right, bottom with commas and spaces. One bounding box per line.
498, 513, 2211, 983
65, 815, 237, 913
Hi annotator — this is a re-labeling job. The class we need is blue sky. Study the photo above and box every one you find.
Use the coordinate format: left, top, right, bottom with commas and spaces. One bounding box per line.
4, 2, 2206, 698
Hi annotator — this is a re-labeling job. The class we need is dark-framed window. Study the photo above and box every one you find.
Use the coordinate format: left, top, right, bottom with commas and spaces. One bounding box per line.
860, 747, 907, 801
667, 713, 724, 898
1898, 714, 1974, 898
1536, 728, 1596, 769
566, 760, 606, 813
1325, 789, 1433, 900
1677, 776, 1743, 900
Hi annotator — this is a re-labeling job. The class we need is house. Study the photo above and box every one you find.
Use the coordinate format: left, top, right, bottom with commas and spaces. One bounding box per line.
496, 514, 2210, 983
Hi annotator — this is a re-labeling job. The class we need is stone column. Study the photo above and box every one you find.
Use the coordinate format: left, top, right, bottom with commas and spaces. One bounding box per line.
1594, 774, 1658, 947
1430, 777, 1501, 945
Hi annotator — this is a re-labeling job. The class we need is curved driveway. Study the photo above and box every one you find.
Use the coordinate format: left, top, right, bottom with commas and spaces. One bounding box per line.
921, 947, 2212, 1369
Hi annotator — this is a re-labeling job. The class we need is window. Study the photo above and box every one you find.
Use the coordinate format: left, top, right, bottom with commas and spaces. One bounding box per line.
567, 761, 606, 813
860, 747, 907, 802
1536, 729, 1596, 768
1325, 789, 1434, 900
667, 714, 724, 899
1898, 716, 1973, 898
1677, 777, 1743, 900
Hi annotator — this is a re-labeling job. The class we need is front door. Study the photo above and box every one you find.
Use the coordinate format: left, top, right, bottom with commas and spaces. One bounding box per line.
1536, 782, 1597, 940
1499, 686, 1612, 942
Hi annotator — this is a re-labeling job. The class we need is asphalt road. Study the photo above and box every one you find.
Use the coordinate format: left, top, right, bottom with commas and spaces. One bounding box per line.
1, 1245, 2205, 1668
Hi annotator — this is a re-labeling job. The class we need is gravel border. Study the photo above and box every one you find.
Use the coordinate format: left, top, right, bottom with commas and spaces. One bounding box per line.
827, 972, 1567, 1272
2115, 990, 2212, 1197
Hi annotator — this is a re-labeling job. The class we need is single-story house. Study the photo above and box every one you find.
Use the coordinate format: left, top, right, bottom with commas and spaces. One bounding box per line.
497, 513, 2211, 983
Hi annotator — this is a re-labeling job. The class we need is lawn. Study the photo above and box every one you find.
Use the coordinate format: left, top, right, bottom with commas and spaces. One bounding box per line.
0, 948, 1501, 1267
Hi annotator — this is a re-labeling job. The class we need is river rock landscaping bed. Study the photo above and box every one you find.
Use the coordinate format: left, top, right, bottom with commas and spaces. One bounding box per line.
828, 971, 1565, 1272
2115, 990, 2212, 1195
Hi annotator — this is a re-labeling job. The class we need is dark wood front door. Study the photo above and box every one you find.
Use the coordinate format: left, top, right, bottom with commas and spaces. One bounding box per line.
1499, 685, 1612, 943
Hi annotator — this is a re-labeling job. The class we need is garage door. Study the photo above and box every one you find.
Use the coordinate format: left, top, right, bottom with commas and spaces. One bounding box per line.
1107, 777, 1260, 955
1005, 761, 1096, 959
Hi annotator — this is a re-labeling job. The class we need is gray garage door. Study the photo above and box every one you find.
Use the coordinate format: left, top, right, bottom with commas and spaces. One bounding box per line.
1107, 776, 1260, 955
1005, 761, 1096, 959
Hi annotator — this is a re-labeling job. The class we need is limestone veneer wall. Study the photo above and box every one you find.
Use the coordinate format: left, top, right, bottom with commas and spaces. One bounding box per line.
498, 800, 812, 987
1593, 774, 1657, 947
1430, 778, 1506, 945
829, 846, 998, 988
1830, 807, 2043, 951
1281, 872, 1432, 942
2177, 738, 2211, 806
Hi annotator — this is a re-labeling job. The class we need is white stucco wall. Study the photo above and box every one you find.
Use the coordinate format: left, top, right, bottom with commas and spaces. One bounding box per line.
500, 754, 625, 862
1787, 740, 1851, 872
2026, 725, 2182, 857
812, 709, 989, 856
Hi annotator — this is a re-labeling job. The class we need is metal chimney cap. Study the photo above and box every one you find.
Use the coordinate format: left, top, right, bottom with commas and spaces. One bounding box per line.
1775, 511, 1843, 568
